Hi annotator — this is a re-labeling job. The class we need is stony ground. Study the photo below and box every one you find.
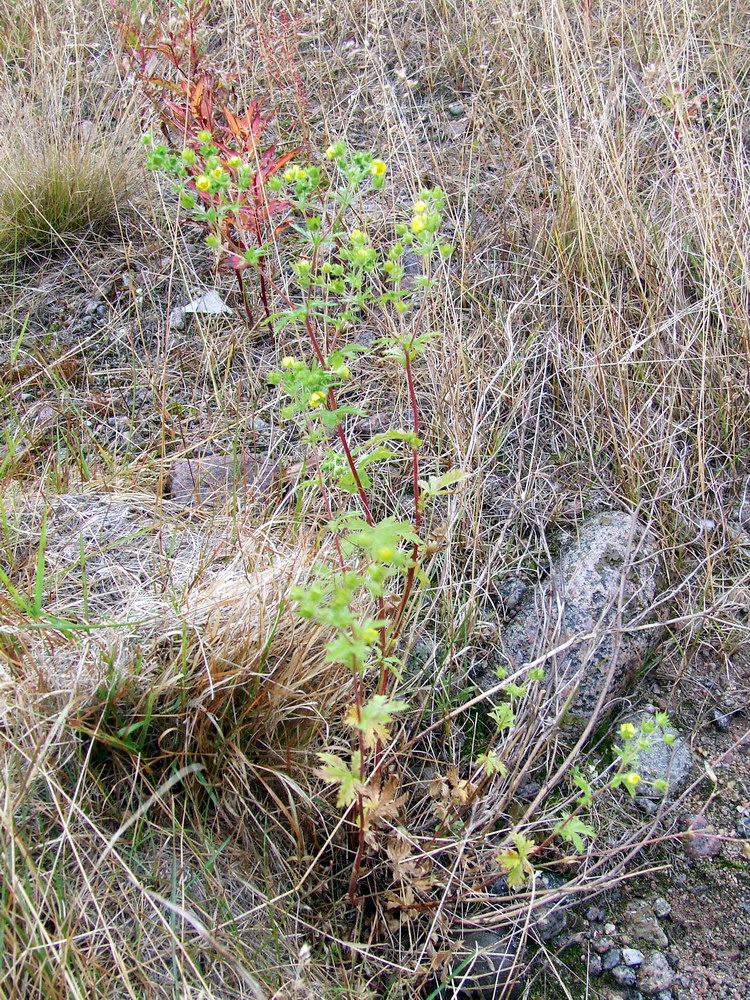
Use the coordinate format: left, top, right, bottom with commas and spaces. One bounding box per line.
5, 251, 750, 999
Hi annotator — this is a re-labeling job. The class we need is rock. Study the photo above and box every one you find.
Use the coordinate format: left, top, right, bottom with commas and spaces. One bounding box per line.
516, 780, 541, 802
447, 930, 523, 999
636, 951, 674, 994
652, 898, 671, 919
170, 289, 233, 329
611, 966, 637, 986
474, 512, 663, 736
167, 453, 280, 507
488, 577, 527, 620
593, 936, 615, 954
447, 102, 466, 118
737, 811, 750, 838
619, 714, 693, 810
589, 954, 603, 976
604, 922, 616, 935
532, 871, 569, 942
622, 948, 645, 966
709, 706, 731, 732
601, 949, 621, 971
585, 905, 605, 922
684, 814, 723, 859
621, 901, 668, 949
536, 905, 568, 942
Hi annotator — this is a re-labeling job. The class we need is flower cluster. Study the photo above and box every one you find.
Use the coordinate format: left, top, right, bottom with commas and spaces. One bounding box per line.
611, 712, 675, 797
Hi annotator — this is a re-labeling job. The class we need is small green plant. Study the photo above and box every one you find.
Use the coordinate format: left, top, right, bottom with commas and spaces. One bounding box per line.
264, 157, 457, 903
493, 711, 677, 889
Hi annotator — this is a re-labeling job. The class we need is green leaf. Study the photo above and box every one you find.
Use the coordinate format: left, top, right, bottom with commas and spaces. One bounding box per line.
571, 768, 593, 807
418, 469, 470, 498
489, 702, 516, 731
554, 813, 595, 854
496, 832, 536, 889
474, 751, 507, 777
344, 694, 408, 749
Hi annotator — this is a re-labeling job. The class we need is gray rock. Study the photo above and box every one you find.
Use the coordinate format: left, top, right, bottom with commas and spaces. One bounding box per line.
589, 954, 603, 977
536, 905, 568, 942
611, 966, 637, 987
709, 706, 731, 732
446, 930, 523, 999
447, 102, 466, 118
593, 936, 615, 954
652, 898, 671, 919
636, 951, 674, 994
534, 871, 569, 942
738, 811, 750, 839
602, 949, 621, 971
474, 512, 662, 736
167, 453, 280, 507
622, 948, 645, 966
621, 901, 668, 948
618, 714, 693, 810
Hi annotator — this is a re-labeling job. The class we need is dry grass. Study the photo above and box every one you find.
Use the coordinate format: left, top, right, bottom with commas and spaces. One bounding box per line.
2, 0, 750, 997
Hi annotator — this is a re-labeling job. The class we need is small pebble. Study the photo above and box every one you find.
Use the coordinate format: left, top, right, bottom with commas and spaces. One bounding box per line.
622, 948, 645, 966
589, 954, 603, 977
737, 811, 750, 839
586, 905, 605, 922
593, 937, 615, 954
709, 706, 731, 732
684, 814, 723, 859
602, 949, 621, 971
447, 101, 466, 118
611, 965, 637, 986
653, 897, 672, 918
605, 922, 616, 935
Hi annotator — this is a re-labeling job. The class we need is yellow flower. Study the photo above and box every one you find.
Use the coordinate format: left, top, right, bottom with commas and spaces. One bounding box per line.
211, 166, 224, 180
376, 546, 395, 561
625, 772, 641, 787
370, 159, 387, 177
195, 176, 211, 191
413, 199, 427, 213
363, 627, 379, 644
227, 155, 242, 168
619, 723, 637, 741
309, 391, 326, 408
411, 215, 426, 234
281, 356, 297, 369
284, 165, 307, 182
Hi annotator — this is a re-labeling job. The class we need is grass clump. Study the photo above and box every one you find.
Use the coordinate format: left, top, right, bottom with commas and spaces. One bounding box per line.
0, 141, 131, 262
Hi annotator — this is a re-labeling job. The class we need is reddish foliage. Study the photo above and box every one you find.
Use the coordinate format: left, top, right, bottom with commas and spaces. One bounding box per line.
116, 0, 300, 315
